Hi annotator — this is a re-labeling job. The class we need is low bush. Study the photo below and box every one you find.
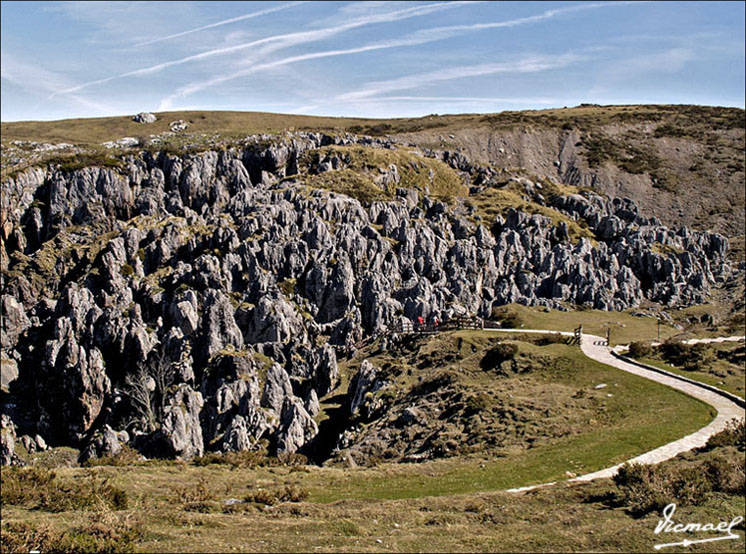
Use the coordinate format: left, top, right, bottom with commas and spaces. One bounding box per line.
533, 334, 567, 346
1, 467, 128, 512
613, 463, 710, 516
628, 341, 653, 359
192, 448, 308, 469
409, 372, 454, 396
659, 340, 713, 371
703, 454, 746, 495
244, 484, 308, 505
173, 476, 214, 504
84, 445, 142, 467
480, 343, 518, 370
1, 512, 144, 553
704, 419, 746, 452
614, 443, 745, 517
491, 307, 523, 329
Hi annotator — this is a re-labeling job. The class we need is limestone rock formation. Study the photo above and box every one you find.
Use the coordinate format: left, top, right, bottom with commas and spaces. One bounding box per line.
133, 112, 157, 124
0, 131, 734, 461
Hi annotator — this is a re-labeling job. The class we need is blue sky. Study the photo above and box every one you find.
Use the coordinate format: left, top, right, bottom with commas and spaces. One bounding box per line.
1, 1, 744, 121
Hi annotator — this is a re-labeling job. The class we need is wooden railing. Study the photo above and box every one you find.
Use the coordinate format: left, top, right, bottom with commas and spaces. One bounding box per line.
390, 315, 484, 335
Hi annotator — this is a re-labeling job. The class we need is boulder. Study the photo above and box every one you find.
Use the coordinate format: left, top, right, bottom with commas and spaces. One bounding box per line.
133, 112, 157, 123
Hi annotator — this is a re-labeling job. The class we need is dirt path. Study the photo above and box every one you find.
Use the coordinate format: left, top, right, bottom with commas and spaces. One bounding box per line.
481, 329, 745, 490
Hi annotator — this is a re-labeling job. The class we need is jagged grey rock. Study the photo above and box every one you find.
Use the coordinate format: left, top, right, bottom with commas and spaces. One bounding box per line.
0, 132, 734, 462
133, 112, 157, 123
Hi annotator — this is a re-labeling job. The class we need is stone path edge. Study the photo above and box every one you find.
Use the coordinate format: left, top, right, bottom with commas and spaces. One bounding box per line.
610, 350, 745, 408
474, 329, 746, 491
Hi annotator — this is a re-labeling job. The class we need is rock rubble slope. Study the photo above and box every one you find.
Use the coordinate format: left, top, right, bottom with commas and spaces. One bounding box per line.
0, 133, 734, 462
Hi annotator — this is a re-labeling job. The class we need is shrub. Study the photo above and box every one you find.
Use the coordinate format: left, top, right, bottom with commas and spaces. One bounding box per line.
669, 467, 712, 506
244, 484, 308, 505
409, 372, 454, 396
534, 333, 567, 346
703, 454, 746, 494
613, 463, 709, 516
464, 393, 490, 416
277, 451, 309, 466
704, 419, 746, 452
336, 519, 362, 537
480, 343, 518, 370
491, 307, 523, 329
84, 445, 142, 467
1, 467, 128, 512
1, 513, 144, 553
659, 340, 713, 370
172, 476, 214, 504
628, 341, 653, 359
192, 448, 308, 469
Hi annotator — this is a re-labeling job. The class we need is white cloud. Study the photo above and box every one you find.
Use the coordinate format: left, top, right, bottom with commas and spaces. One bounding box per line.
55, 1, 474, 97
157, 1, 637, 108
335, 53, 585, 103
132, 1, 306, 47
1, 52, 117, 116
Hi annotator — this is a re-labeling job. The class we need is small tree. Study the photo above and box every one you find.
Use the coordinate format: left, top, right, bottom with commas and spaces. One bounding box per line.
121, 345, 190, 432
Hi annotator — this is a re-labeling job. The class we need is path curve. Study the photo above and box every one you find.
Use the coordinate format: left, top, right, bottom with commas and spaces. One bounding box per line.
480, 329, 745, 489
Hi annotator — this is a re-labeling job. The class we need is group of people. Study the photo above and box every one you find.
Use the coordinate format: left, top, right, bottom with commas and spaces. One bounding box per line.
414, 314, 439, 331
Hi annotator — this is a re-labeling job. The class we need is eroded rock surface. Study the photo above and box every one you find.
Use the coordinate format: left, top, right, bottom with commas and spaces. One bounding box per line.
0, 133, 734, 462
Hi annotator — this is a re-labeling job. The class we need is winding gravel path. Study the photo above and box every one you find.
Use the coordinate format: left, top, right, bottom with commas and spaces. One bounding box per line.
481, 329, 745, 490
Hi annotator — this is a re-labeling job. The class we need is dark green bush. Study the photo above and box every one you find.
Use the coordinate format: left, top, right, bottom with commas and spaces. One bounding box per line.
534, 334, 567, 346
613, 463, 672, 516
481, 343, 518, 370
659, 340, 713, 371
491, 307, 523, 329
84, 445, 142, 467
172, 476, 214, 504
628, 341, 653, 359
192, 448, 308, 469
409, 372, 454, 396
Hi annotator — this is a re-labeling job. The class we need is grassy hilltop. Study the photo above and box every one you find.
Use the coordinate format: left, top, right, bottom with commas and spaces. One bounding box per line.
3, 104, 744, 236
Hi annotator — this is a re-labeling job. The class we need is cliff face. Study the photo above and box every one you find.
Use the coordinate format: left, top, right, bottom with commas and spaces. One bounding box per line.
398, 120, 745, 238
0, 132, 734, 464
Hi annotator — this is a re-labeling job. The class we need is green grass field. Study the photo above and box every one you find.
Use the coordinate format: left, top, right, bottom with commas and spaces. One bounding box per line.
491, 303, 684, 345
2, 331, 723, 552
629, 347, 745, 399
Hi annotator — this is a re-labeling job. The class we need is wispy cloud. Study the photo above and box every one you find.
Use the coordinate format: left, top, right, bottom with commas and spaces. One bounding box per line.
157, 0, 639, 108
335, 53, 585, 104
157, 32, 461, 109
54, 1, 474, 96
292, 95, 558, 115
1, 52, 116, 116
342, 95, 558, 104
132, 1, 306, 47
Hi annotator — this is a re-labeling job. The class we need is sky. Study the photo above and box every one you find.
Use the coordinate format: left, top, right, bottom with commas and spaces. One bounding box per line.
1, 1, 744, 122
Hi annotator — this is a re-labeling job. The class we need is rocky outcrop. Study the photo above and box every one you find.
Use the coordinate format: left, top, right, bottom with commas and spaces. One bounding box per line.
1, 414, 19, 466
0, 132, 734, 461
276, 397, 318, 453
79, 424, 126, 463
151, 384, 204, 459
133, 112, 157, 124
348, 361, 389, 420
